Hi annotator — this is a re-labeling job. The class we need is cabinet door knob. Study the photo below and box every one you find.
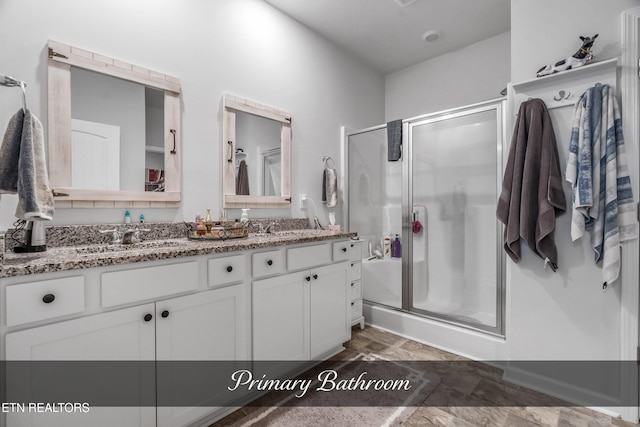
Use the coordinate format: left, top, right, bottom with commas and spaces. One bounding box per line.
351, 302, 355, 306
42, 294, 55, 304
305, 276, 311, 282
144, 314, 153, 322
342, 247, 347, 252
267, 259, 273, 266
161, 310, 170, 318
313, 274, 318, 280
351, 282, 354, 287
226, 265, 233, 272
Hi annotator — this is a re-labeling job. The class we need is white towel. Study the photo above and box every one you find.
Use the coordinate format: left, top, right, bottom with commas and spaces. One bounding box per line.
0, 109, 54, 220
566, 84, 637, 285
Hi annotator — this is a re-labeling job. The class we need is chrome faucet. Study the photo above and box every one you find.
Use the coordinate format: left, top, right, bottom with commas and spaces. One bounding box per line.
258, 222, 278, 234
100, 228, 150, 244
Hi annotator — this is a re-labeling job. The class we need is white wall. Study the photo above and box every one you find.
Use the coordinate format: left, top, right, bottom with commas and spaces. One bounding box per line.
0, 0, 384, 230
508, 0, 640, 359
385, 31, 510, 121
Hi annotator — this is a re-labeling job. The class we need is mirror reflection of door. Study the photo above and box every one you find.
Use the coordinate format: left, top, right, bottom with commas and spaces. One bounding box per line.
235, 111, 281, 196
71, 119, 120, 190
261, 148, 281, 196
70, 67, 165, 192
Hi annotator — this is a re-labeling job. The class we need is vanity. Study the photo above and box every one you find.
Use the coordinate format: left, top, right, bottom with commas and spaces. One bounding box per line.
0, 228, 362, 427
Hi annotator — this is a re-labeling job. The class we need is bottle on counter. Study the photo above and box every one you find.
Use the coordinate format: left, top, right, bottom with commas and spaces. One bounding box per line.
124, 210, 131, 224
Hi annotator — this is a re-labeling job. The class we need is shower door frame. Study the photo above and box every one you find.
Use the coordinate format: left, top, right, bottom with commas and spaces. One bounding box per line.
402, 98, 506, 337
343, 97, 506, 337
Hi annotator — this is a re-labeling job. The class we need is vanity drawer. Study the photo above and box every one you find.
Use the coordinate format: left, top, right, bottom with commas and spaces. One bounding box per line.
347, 261, 362, 283
350, 299, 363, 321
252, 250, 285, 278
6, 276, 85, 327
287, 243, 331, 271
349, 281, 362, 302
349, 241, 363, 262
332, 240, 356, 262
208, 254, 245, 287
102, 261, 199, 307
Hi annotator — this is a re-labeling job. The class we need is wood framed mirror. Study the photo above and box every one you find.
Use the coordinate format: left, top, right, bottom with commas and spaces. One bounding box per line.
47, 40, 181, 208
222, 94, 291, 208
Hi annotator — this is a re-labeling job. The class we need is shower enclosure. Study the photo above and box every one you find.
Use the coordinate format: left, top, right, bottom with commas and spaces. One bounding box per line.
346, 99, 505, 335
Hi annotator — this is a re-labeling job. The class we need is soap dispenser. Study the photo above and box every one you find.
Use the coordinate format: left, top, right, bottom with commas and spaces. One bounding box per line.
124, 210, 131, 224
240, 209, 250, 225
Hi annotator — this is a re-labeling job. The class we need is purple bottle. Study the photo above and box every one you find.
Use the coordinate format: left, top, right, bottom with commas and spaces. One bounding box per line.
392, 234, 401, 258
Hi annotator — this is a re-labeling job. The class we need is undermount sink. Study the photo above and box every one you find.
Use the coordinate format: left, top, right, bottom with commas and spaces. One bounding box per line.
74, 240, 183, 254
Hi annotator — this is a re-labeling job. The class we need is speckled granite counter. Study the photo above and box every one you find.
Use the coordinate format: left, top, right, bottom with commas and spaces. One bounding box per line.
1, 229, 357, 278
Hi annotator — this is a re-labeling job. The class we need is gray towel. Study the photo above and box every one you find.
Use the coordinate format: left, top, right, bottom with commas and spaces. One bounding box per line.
0, 109, 54, 220
387, 119, 402, 161
496, 99, 566, 270
236, 159, 250, 195
324, 167, 337, 207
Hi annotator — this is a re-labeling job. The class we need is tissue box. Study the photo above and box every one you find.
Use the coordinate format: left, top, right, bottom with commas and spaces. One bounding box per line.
327, 225, 341, 231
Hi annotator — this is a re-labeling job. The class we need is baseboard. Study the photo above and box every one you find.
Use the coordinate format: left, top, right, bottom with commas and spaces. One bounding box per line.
503, 364, 622, 419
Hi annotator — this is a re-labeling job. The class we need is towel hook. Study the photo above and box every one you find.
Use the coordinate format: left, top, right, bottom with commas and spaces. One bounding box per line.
553, 90, 571, 101
323, 156, 335, 168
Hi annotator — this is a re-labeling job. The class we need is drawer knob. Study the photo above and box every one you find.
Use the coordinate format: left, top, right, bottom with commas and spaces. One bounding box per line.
267, 259, 273, 266
144, 314, 153, 322
42, 294, 55, 304
161, 310, 170, 318
342, 247, 347, 252
305, 276, 311, 282
313, 274, 318, 280
351, 283, 354, 287
226, 265, 233, 272
351, 302, 355, 306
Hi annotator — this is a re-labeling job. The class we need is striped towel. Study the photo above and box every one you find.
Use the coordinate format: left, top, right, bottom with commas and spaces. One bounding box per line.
566, 84, 638, 286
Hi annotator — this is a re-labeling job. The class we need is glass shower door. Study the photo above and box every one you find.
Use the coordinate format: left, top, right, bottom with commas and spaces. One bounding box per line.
348, 127, 403, 309
408, 102, 504, 334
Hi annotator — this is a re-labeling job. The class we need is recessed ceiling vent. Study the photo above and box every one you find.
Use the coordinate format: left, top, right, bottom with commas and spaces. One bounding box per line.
394, 0, 417, 7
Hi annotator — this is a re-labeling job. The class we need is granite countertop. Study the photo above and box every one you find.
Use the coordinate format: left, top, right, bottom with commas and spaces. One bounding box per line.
0, 230, 357, 278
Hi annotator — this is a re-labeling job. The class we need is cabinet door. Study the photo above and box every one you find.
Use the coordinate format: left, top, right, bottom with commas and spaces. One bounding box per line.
155, 286, 249, 427
310, 262, 350, 359
252, 271, 309, 361
5, 304, 156, 427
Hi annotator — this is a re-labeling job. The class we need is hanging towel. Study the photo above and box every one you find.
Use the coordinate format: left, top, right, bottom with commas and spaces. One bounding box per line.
496, 99, 566, 271
387, 119, 402, 161
0, 109, 54, 220
565, 84, 638, 286
236, 159, 250, 195
324, 166, 338, 207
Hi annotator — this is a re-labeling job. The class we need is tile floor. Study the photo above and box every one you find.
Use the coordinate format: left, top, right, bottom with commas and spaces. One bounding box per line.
213, 325, 640, 427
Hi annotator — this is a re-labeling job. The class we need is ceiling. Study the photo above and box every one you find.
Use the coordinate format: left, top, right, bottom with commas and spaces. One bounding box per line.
264, 0, 511, 74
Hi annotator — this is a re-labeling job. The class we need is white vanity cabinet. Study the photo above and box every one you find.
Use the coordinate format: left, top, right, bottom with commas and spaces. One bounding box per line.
156, 285, 249, 427
1, 235, 353, 427
347, 240, 365, 329
252, 240, 351, 364
5, 303, 157, 427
